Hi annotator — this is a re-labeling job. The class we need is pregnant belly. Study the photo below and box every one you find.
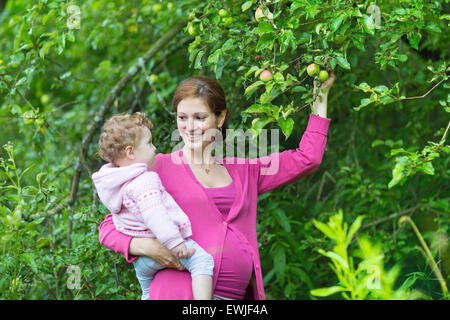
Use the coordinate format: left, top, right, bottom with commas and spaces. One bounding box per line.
214, 228, 254, 299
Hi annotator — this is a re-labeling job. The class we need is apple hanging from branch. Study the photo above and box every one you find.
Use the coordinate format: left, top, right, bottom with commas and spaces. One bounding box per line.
260, 70, 273, 82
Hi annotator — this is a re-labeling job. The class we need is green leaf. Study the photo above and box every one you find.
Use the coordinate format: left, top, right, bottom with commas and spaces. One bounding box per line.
255, 22, 274, 34
243, 103, 274, 115
42, 9, 56, 25
241, 1, 253, 12
312, 219, 335, 240
355, 82, 371, 92
244, 81, 265, 97
310, 286, 347, 297
336, 55, 351, 70
371, 139, 384, 147
373, 85, 388, 93
221, 39, 234, 51
39, 40, 55, 59
419, 162, 434, 175
318, 247, 348, 266
388, 156, 409, 189
346, 215, 365, 245
251, 116, 275, 135
256, 33, 275, 51
390, 148, 406, 156
292, 86, 307, 92
280, 29, 296, 53
352, 37, 365, 51
265, 82, 274, 94
274, 208, 291, 232
407, 32, 421, 50
425, 24, 441, 33
273, 247, 286, 280
330, 12, 347, 32
188, 48, 199, 66
194, 50, 205, 70
394, 54, 408, 62
278, 117, 294, 139
20, 253, 39, 273
273, 72, 284, 83
245, 65, 260, 77
259, 88, 281, 104
361, 14, 375, 35
207, 49, 222, 66
215, 56, 226, 79
360, 98, 371, 106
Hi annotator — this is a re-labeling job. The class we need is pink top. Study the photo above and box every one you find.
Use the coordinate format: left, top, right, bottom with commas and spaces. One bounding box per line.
92, 164, 191, 250
204, 181, 253, 299
98, 113, 331, 299
203, 181, 236, 217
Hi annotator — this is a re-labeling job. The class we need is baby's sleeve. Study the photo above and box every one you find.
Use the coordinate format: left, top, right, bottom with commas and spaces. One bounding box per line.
126, 172, 185, 250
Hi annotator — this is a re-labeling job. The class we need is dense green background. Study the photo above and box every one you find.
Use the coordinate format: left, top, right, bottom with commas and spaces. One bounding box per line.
0, 0, 448, 299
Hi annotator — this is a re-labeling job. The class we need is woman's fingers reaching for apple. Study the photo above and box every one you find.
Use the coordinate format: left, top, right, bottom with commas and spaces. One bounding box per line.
321, 68, 336, 91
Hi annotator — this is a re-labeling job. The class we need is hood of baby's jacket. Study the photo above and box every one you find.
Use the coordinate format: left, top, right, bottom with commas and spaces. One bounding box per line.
91, 162, 148, 214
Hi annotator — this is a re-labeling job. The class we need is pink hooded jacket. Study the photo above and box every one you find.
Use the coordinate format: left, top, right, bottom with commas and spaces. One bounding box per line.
92, 163, 191, 250
98, 113, 331, 299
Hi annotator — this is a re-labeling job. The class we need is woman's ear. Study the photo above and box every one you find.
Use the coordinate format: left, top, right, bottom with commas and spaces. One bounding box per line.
218, 109, 227, 128
124, 145, 135, 160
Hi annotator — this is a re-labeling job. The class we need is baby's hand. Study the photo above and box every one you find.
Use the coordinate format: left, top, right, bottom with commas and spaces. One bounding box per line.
171, 242, 195, 259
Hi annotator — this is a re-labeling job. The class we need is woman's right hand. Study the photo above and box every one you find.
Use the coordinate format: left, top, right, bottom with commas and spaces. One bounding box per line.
129, 237, 186, 271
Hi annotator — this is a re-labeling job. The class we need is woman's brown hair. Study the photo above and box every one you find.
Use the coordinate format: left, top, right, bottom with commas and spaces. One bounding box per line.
172, 76, 229, 139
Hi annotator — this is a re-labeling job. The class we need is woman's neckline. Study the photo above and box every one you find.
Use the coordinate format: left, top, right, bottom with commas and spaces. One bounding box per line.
203, 180, 234, 190
179, 149, 234, 189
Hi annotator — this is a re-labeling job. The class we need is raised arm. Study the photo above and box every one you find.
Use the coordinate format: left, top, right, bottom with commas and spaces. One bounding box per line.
255, 113, 330, 194
256, 68, 335, 194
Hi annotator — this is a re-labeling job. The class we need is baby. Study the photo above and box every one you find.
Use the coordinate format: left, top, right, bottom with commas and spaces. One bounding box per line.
92, 112, 214, 300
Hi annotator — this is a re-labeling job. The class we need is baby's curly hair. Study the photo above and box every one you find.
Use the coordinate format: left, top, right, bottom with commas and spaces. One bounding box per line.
98, 112, 153, 166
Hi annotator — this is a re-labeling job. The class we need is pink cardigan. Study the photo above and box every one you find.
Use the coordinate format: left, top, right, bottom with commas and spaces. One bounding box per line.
98, 113, 331, 299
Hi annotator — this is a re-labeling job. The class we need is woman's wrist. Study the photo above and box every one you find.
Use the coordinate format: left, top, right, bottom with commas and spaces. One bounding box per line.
129, 237, 156, 257
312, 91, 328, 118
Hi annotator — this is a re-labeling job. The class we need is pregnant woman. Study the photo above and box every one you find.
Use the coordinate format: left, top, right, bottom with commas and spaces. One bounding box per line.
98, 72, 335, 300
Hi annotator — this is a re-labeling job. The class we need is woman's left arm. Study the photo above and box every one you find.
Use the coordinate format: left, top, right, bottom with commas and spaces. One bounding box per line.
255, 69, 336, 195
311, 67, 336, 118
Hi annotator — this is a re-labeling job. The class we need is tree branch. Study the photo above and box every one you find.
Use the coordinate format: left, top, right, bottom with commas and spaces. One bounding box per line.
56, 19, 188, 217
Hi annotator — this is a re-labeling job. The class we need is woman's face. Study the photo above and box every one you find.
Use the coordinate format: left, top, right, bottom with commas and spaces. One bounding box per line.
176, 97, 226, 151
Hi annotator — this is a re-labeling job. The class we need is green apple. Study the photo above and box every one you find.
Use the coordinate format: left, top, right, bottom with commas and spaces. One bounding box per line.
23, 111, 34, 125
35, 118, 45, 126
187, 25, 196, 36
40, 94, 50, 104
318, 70, 329, 81
152, 3, 163, 13
260, 70, 273, 82
223, 17, 233, 26
218, 9, 228, 17
150, 74, 158, 83
255, 7, 264, 22
307, 63, 320, 77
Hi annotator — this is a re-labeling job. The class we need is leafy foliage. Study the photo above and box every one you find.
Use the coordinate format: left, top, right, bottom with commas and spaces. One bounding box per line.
0, 0, 449, 299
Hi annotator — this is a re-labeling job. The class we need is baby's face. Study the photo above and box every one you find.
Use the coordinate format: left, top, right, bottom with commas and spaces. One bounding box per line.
133, 127, 156, 168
